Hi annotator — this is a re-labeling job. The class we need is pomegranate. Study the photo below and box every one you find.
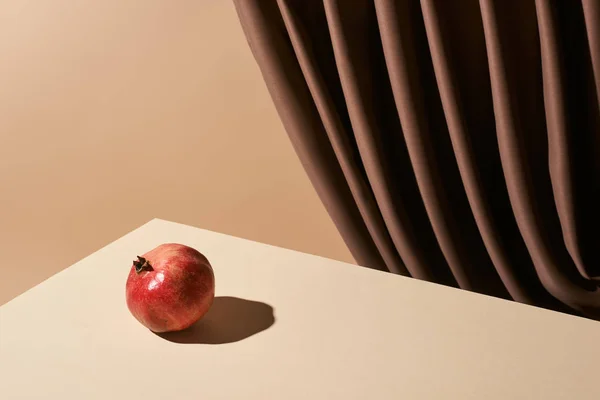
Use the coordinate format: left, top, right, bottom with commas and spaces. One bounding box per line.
125, 243, 215, 333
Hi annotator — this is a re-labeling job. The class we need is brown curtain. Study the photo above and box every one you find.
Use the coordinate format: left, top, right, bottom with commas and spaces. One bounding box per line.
233, 0, 600, 319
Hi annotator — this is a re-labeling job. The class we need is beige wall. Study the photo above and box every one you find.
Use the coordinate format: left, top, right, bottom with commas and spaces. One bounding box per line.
0, 0, 354, 305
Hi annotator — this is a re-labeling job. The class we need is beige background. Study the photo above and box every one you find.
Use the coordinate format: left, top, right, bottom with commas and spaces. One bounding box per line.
0, 0, 354, 305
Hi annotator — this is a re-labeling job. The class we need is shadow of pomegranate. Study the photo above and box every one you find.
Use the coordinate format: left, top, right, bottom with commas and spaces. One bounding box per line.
155, 296, 275, 344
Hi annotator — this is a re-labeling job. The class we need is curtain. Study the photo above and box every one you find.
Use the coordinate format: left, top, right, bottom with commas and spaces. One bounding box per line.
233, 0, 600, 319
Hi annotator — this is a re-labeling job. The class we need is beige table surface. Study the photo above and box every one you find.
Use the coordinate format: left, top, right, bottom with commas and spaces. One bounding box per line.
1, 219, 599, 399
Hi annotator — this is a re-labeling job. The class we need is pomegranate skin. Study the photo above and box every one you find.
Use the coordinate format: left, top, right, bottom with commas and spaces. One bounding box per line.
125, 243, 215, 333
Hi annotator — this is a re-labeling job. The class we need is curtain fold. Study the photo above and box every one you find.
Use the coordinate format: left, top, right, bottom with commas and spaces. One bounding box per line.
234, 0, 600, 319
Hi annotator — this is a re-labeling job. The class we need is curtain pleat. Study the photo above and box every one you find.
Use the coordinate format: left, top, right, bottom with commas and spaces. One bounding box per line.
417, 0, 541, 304
584, 0, 600, 100
234, 1, 387, 271
234, 0, 600, 319
276, 0, 410, 276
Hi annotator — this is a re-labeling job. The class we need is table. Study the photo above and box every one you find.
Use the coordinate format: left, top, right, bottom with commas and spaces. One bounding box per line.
1, 219, 599, 399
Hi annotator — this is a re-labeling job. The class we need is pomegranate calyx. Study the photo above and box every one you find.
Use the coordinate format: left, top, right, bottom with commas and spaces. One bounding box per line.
133, 256, 153, 274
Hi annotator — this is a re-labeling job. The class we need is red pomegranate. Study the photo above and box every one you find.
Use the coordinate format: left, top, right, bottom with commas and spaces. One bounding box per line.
125, 243, 215, 333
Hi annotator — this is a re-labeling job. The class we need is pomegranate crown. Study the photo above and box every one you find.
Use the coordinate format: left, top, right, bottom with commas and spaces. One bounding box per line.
133, 256, 153, 273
